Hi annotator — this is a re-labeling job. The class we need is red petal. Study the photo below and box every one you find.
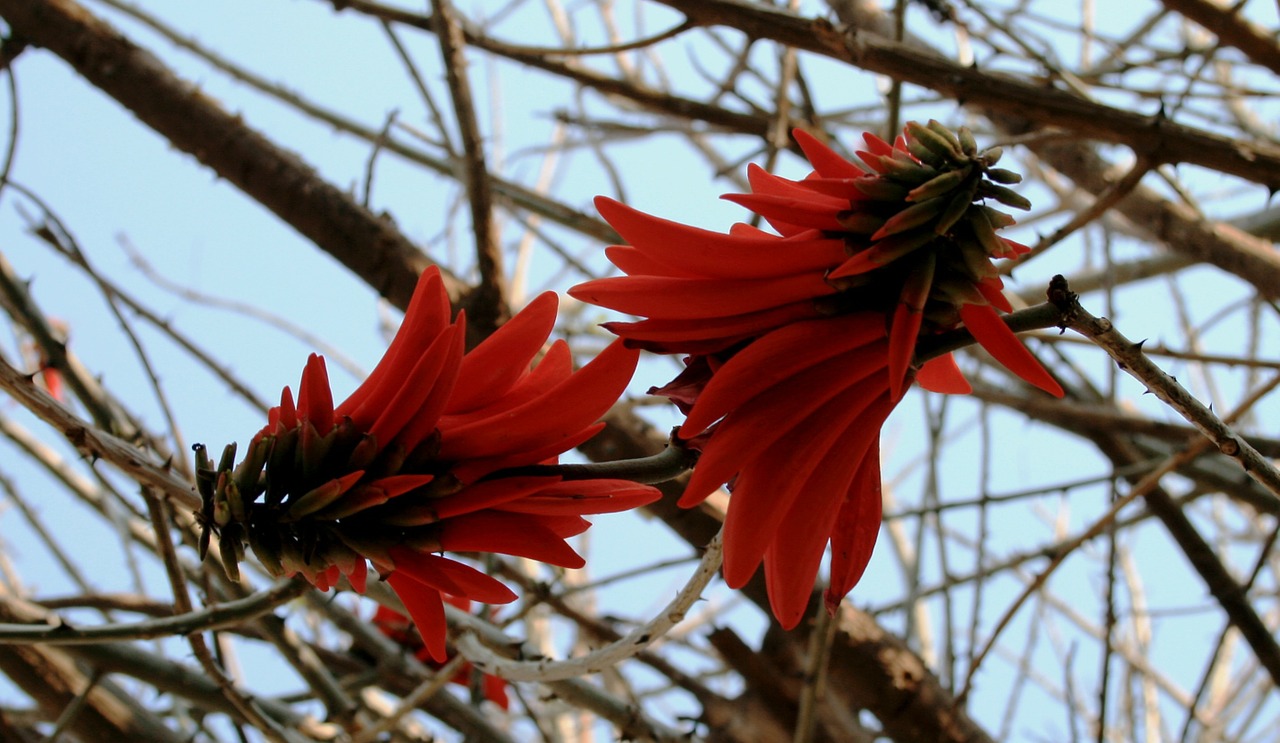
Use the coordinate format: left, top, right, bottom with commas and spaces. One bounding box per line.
448, 422, 606, 483
297, 354, 335, 434
719, 382, 888, 590
276, 386, 298, 429
888, 254, 935, 400
915, 354, 973, 394
594, 197, 848, 280
369, 474, 437, 499
975, 276, 1013, 313
605, 246, 702, 278
438, 339, 639, 460
337, 268, 452, 419
386, 572, 448, 662
441, 340, 571, 430
763, 400, 888, 628
498, 480, 662, 515
958, 303, 1064, 397
681, 314, 885, 436
602, 301, 821, 352
389, 548, 518, 605
344, 558, 369, 593
364, 325, 459, 447
680, 341, 888, 509
437, 511, 585, 568
393, 320, 466, 451
793, 128, 866, 179
721, 192, 846, 233
745, 164, 850, 210
861, 132, 894, 157
427, 476, 561, 520
825, 441, 883, 613
569, 271, 834, 321
449, 292, 558, 413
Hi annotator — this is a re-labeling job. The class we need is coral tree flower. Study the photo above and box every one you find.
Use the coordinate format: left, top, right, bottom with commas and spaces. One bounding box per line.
197, 266, 660, 661
570, 122, 1063, 628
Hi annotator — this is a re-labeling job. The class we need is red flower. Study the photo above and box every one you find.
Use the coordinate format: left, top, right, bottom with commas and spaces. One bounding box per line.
371, 604, 510, 709
571, 123, 1063, 628
198, 266, 660, 660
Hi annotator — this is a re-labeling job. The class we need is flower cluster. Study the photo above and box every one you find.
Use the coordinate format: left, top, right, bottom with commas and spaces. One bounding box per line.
571, 122, 1063, 627
197, 267, 660, 660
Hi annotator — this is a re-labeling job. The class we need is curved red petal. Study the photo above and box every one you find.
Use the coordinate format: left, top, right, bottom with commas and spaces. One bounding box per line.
958, 303, 1064, 397
426, 476, 561, 521
439, 339, 638, 460
499, 480, 662, 515
363, 325, 459, 448
344, 557, 369, 594
605, 246, 702, 278
603, 300, 821, 351
888, 255, 935, 400
276, 386, 297, 429
386, 572, 448, 662
594, 196, 848, 280
449, 292, 558, 414
719, 382, 888, 590
569, 271, 835, 321
915, 353, 973, 394
721, 192, 846, 233
680, 342, 888, 509
448, 421, 605, 483
975, 276, 1013, 313
394, 320, 466, 451
763, 398, 889, 628
793, 128, 865, 179
389, 548, 518, 605
337, 267, 452, 420
825, 440, 884, 613
681, 314, 885, 436
297, 354, 335, 434
436, 511, 585, 568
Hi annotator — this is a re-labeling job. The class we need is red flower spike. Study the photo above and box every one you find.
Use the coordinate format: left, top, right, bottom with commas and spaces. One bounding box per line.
569, 122, 1060, 628
202, 266, 659, 660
